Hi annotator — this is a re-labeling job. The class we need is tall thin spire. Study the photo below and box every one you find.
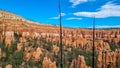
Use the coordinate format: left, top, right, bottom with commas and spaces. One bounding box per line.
92, 16, 95, 68
58, 0, 63, 68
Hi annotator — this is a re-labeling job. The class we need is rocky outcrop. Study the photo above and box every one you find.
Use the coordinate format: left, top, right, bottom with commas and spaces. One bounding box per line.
31, 47, 42, 61
97, 49, 120, 68
42, 57, 56, 68
24, 52, 31, 61
96, 52, 102, 68
52, 45, 59, 55
24, 47, 43, 61
112, 38, 120, 45
70, 55, 90, 68
0, 10, 25, 21
17, 43, 22, 51
4, 31, 14, 47
94, 40, 110, 51
5, 64, 12, 68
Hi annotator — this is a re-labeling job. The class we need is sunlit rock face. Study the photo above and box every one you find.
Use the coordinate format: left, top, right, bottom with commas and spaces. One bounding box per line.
70, 55, 91, 68
17, 43, 22, 51
24, 47, 43, 62
42, 57, 56, 68
31, 47, 42, 61
4, 31, 14, 47
0, 10, 25, 21
94, 40, 110, 51
96, 52, 102, 68
52, 45, 59, 55
96, 49, 120, 68
5, 64, 12, 68
19, 37, 27, 43
24, 52, 32, 61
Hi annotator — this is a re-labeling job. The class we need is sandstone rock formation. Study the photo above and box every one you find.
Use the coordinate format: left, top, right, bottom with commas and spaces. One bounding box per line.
52, 45, 59, 55
94, 40, 110, 51
24, 52, 31, 61
31, 47, 42, 61
4, 31, 14, 47
17, 43, 22, 51
97, 49, 120, 68
70, 55, 90, 68
5, 64, 12, 68
42, 57, 56, 68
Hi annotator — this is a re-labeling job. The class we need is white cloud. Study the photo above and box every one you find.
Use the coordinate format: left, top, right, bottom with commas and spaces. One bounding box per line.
70, 0, 95, 7
49, 13, 66, 19
66, 17, 82, 20
74, 2, 120, 18
89, 25, 120, 28
61, 13, 66, 16
70, 0, 88, 7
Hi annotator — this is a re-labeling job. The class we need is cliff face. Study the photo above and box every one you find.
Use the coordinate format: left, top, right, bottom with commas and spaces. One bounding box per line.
70, 55, 91, 68
0, 10, 120, 68
97, 49, 120, 68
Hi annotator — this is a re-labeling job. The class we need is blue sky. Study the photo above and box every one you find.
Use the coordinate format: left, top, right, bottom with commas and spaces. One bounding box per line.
0, 0, 120, 28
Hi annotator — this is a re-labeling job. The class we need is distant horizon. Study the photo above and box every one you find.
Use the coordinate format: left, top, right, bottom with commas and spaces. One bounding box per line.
0, 0, 120, 28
